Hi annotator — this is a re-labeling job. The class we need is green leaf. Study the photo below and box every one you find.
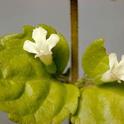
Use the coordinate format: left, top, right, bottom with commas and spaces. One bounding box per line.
0, 25, 79, 124
7, 81, 79, 124
53, 33, 69, 74
0, 25, 50, 102
82, 39, 109, 84
52, 84, 79, 124
72, 83, 124, 124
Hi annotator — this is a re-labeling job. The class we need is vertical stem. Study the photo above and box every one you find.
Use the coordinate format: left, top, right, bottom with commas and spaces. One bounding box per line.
69, 0, 79, 123
70, 0, 79, 82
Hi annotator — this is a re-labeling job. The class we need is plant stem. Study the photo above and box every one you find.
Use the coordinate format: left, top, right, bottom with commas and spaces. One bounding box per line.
70, 0, 79, 124
70, 0, 79, 82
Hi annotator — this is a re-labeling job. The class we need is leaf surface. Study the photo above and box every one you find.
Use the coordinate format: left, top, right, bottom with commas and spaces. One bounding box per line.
0, 25, 79, 124
82, 39, 109, 84
72, 83, 124, 124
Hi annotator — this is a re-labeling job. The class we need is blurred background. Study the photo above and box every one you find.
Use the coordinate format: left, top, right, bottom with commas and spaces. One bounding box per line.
0, 0, 124, 123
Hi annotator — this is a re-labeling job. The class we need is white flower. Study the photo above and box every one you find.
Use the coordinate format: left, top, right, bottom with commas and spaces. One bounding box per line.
102, 53, 124, 83
23, 27, 60, 65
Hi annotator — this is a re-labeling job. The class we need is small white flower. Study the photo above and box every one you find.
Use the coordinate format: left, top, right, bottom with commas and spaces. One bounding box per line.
102, 53, 124, 83
23, 27, 60, 65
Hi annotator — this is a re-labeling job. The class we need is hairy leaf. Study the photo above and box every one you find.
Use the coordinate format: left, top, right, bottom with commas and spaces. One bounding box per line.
72, 83, 124, 124
8, 82, 79, 124
0, 25, 79, 124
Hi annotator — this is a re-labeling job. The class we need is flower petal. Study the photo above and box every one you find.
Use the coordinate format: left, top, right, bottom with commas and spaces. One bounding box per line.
118, 55, 124, 66
119, 75, 124, 81
23, 40, 37, 54
39, 54, 53, 65
109, 53, 118, 70
47, 34, 60, 51
121, 55, 124, 60
114, 55, 124, 75
32, 27, 47, 44
114, 65, 124, 75
102, 70, 113, 82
